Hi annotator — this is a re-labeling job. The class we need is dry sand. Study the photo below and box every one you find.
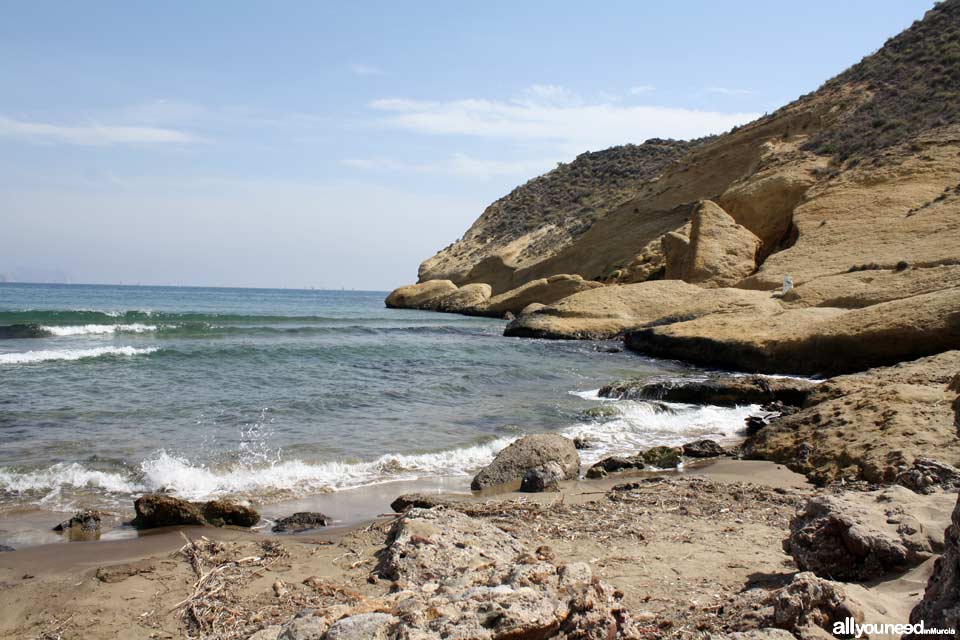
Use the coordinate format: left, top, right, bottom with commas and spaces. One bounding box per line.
0, 461, 950, 639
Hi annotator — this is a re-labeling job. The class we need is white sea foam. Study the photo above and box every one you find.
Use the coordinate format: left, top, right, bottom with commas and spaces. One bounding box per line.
41, 323, 158, 336
563, 399, 758, 465
0, 462, 144, 495
0, 346, 158, 365
138, 439, 516, 500
0, 437, 518, 507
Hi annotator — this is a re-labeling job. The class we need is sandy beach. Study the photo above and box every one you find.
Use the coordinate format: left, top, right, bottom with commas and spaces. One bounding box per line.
1, 459, 951, 639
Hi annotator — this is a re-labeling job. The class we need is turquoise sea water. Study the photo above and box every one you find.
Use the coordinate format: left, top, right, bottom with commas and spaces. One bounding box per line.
0, 283, 756, 526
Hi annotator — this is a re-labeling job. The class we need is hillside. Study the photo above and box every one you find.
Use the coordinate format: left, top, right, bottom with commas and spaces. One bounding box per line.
417, 139, 702, 293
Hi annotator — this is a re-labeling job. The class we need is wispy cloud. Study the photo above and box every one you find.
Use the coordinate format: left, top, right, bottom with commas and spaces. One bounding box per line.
341, 153, 555, 179
704, 86, 753, 96
0, 115, 201, 146
368, 85, 759, 153
628, 85, 656, 94
349, 63, 385, 77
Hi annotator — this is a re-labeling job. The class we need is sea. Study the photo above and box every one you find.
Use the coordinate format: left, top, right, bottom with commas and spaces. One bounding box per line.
0, 283, 758, 546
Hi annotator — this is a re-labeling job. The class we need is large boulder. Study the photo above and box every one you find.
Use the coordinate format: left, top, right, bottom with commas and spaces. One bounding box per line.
906, 493, 960, 638
480, 274, 603, 317
682, 439, 727, 458
132, 495, 260, 529
663, 200, 762, 288
436, 282, 492, 312
586, 455, 646, 478
599, 375, 814, 407
783, 488, 947, 581
504, 280, 781, 340
745, 351, 960, 486
471, 434, 580, 490
384, 279, 458, 310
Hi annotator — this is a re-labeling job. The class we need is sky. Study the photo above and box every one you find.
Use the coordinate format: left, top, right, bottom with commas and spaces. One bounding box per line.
0, 1, 936, 290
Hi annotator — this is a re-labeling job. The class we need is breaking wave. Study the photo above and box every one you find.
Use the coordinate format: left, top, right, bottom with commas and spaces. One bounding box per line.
0, 346, 158, 365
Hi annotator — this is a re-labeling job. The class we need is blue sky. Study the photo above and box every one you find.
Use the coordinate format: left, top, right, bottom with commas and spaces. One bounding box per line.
0, 1, 934, 289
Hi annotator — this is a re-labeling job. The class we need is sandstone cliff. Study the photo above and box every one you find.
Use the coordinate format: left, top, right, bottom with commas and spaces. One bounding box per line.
388, 1, 960, 376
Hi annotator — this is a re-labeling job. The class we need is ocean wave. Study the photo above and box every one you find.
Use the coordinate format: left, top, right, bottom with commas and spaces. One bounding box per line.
0, 346, 159, 365
41, 323, 159, 337
562, 399, 757, 464
0, 437, 517, 506
0, 463, 143, 495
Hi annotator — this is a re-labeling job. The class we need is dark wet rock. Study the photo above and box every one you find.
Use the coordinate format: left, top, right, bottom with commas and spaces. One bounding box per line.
599, 375, 814, 407
744, 414, 769, 436
0, 544, 14, 552
96, 559, 157, 583
53, 509, 102, 533
681, 438, 726, 458
643, 445, 682, 468
572, 435, 594, 450
471, 434, 580, 491
519, 462, 564, 493
895, 457, 960, 494
906, 493, 960, 638
784, 489, 940, 581
586, 455, 646, 479
581, 404, 619, 420
390, 493, 459, 513
271, 512, 330, 533
132, 494, 260, 529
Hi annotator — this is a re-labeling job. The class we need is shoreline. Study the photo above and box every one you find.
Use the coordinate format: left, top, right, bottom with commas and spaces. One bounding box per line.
0, 458, 804, 573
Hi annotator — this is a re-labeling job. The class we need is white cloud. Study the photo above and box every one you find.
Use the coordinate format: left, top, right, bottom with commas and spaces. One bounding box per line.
368, 85, 759, 153
704, 86, 753, 96
341, 153, 554, 179
0, 115, 201, 146
349, 63, 385, 76
628, 85, 656, 94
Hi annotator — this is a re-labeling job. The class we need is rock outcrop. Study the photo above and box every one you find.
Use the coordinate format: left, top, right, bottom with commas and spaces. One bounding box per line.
436, 282, 492, 312
906, 493, 960, 638
745, 351, 960, 485
504, 280, 781, 340
783, 488, 946, 581
53, 510, 101, 534
471, 434, 580, 490
662, 200, 761, 288
384, 280, 458, 310
480, 274, 603, 317
131, 495, 260, 529
599, 375, 814, 407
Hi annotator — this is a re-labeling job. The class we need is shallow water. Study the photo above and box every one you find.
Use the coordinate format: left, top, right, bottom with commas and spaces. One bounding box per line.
0, 283, 755, 545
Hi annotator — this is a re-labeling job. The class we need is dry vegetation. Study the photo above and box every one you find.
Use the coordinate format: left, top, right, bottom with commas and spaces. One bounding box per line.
805, 0, 960, 161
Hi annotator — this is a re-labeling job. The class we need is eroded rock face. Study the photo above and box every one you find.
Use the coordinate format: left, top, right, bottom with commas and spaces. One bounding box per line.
471, 434, 580, 491
132, 495, 260, 529
677, 200, 762, 288
745, 351, 960, 486
599, 375, 813, 407
783, 489, 942, 581
906, 493, 960, 638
